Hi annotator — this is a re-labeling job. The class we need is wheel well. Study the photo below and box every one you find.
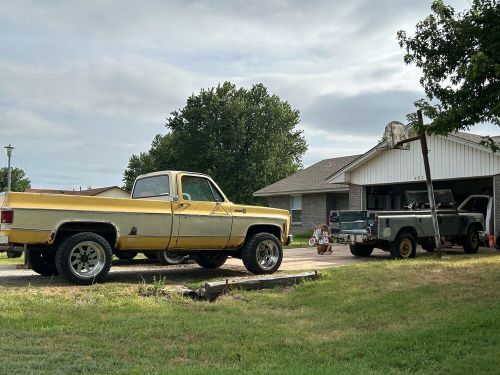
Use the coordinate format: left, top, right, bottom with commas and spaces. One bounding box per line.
397, 226, 418, 239
245, 225, 281, 242
53, 222, 118, 249
469, 222, 483, 232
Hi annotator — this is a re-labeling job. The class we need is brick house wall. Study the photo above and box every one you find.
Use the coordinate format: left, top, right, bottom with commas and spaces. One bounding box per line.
268, 194, 327, 234
268, 195, 289, 211
349, 184, 363, 210
335, 193, 349, 210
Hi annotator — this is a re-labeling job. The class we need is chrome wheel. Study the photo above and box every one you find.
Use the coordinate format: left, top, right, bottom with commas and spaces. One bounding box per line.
68, 241, 106, 278
399, 238, 412, 258
256, 240, 280, 271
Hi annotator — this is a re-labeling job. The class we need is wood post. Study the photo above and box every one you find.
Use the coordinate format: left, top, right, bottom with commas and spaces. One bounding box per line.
417, 110, 442, 258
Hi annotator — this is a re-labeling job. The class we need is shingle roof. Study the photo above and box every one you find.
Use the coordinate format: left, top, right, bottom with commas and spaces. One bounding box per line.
254, 155, 360, 196
26, 186, 126, 196
452, 131, 500, 144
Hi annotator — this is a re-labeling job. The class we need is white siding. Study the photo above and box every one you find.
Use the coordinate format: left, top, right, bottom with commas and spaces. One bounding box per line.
350, 135, 500, 185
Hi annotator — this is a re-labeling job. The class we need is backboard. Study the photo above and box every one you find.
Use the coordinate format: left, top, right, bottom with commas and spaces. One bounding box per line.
383, 121, 410, 149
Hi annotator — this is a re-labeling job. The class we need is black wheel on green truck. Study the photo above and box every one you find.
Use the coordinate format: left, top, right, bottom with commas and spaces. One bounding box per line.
390, 231, 416, 259
349, 244, 373, 257
463, 225, 480, 254
27, 246, 58, 276
242, 232, 283, 274
55, 232, 113, 285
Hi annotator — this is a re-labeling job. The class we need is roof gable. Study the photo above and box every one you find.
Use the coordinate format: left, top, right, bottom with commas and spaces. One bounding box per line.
327, 131, 500, 185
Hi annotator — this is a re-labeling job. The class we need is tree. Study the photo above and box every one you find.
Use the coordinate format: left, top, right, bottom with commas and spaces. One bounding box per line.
397, 0, 500, 135
123, 82, 307, 204
0, 167, 31, 192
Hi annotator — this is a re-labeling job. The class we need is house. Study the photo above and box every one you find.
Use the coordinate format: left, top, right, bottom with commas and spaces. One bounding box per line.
255, 130, 500, 240
253, 155, 359, 234
26, 186, 130, 199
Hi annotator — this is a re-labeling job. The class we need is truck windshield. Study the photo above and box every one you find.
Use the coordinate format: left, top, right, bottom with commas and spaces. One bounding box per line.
405, 190, 456, 209
132, 175, 170, 199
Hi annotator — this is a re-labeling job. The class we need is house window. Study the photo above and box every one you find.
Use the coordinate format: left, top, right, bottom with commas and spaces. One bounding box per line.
290, 195, 302, 224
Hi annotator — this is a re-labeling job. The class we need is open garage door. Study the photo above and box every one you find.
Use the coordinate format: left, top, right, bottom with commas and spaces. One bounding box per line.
365, 177, 493, 210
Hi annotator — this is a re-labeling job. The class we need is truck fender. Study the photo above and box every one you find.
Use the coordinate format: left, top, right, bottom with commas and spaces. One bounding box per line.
52, 220, 120, 248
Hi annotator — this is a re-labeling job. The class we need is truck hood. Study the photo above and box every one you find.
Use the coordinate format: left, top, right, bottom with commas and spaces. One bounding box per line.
231, 203, 289, 219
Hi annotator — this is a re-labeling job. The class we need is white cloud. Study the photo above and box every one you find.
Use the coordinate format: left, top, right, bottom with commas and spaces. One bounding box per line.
0, 108, 74, 138
0, 0, 486, 189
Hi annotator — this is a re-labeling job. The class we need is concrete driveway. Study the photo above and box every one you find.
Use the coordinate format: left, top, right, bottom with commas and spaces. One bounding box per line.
0, 245, 497, 287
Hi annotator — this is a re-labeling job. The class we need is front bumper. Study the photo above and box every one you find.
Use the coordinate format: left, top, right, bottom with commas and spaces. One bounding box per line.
284, 234, 293, 246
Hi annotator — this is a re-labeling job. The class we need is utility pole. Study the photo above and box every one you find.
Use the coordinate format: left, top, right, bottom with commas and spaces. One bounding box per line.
417, 110, 442, 258
4, 144, 14, 192
389, 111, 442, 258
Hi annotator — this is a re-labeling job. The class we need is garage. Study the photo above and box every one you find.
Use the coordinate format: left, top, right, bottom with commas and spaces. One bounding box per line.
327, 131, 500, 241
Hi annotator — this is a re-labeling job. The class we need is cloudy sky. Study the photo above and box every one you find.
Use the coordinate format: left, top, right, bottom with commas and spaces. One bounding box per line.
0, 0, 496, 190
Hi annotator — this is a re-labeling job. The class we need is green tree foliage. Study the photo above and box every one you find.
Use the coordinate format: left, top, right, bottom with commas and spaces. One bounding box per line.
123, 82, 307, 204
0, 167, 31, 192
398, 0, 500, 135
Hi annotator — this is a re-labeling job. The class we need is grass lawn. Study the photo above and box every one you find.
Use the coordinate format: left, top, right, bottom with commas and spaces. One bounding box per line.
1, 254, 499, 374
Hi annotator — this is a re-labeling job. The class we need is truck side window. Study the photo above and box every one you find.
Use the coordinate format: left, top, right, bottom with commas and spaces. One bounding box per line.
181, 176, 223, 202
461, 197, 488, 217
132, 175, 170, 199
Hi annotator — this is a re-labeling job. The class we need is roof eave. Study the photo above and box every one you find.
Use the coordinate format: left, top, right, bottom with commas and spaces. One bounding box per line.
254, 186, 350, 197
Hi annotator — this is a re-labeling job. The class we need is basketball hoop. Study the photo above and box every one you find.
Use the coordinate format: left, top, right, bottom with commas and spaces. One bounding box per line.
383, 121, 410, 150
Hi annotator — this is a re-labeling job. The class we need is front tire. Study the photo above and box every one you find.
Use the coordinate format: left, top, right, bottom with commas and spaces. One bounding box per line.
27, 247, 58, 276
242, 233, 283, 274
463, 225, 480, 254
193, 253, 228, 269
390, 232, 416, 259
349, 244, 373, 257
157, 251, 187, 265
55, 232, 113, 285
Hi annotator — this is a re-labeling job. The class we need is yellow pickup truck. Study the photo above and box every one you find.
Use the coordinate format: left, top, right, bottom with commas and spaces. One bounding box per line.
0, 171, 292, 284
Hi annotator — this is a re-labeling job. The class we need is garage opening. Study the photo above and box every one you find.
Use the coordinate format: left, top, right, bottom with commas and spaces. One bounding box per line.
365, 177, 493, 210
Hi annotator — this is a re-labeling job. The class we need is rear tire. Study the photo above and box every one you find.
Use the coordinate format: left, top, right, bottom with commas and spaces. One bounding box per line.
390, 232, 416, 259
349, 244, 373, 257
157, 251, 187, 265
242, 233, 283, 274
55, 232, 113, 285
463, 225, 480, 254
193, 253, 228, 269
114, 250, 138, 260
27, 247, 58, 276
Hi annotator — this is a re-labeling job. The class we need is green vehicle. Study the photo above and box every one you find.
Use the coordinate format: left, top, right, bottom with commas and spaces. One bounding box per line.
338, 190, 488, 259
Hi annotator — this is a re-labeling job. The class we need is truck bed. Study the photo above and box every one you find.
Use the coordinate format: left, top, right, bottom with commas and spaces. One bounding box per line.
0, 192, 173, 249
